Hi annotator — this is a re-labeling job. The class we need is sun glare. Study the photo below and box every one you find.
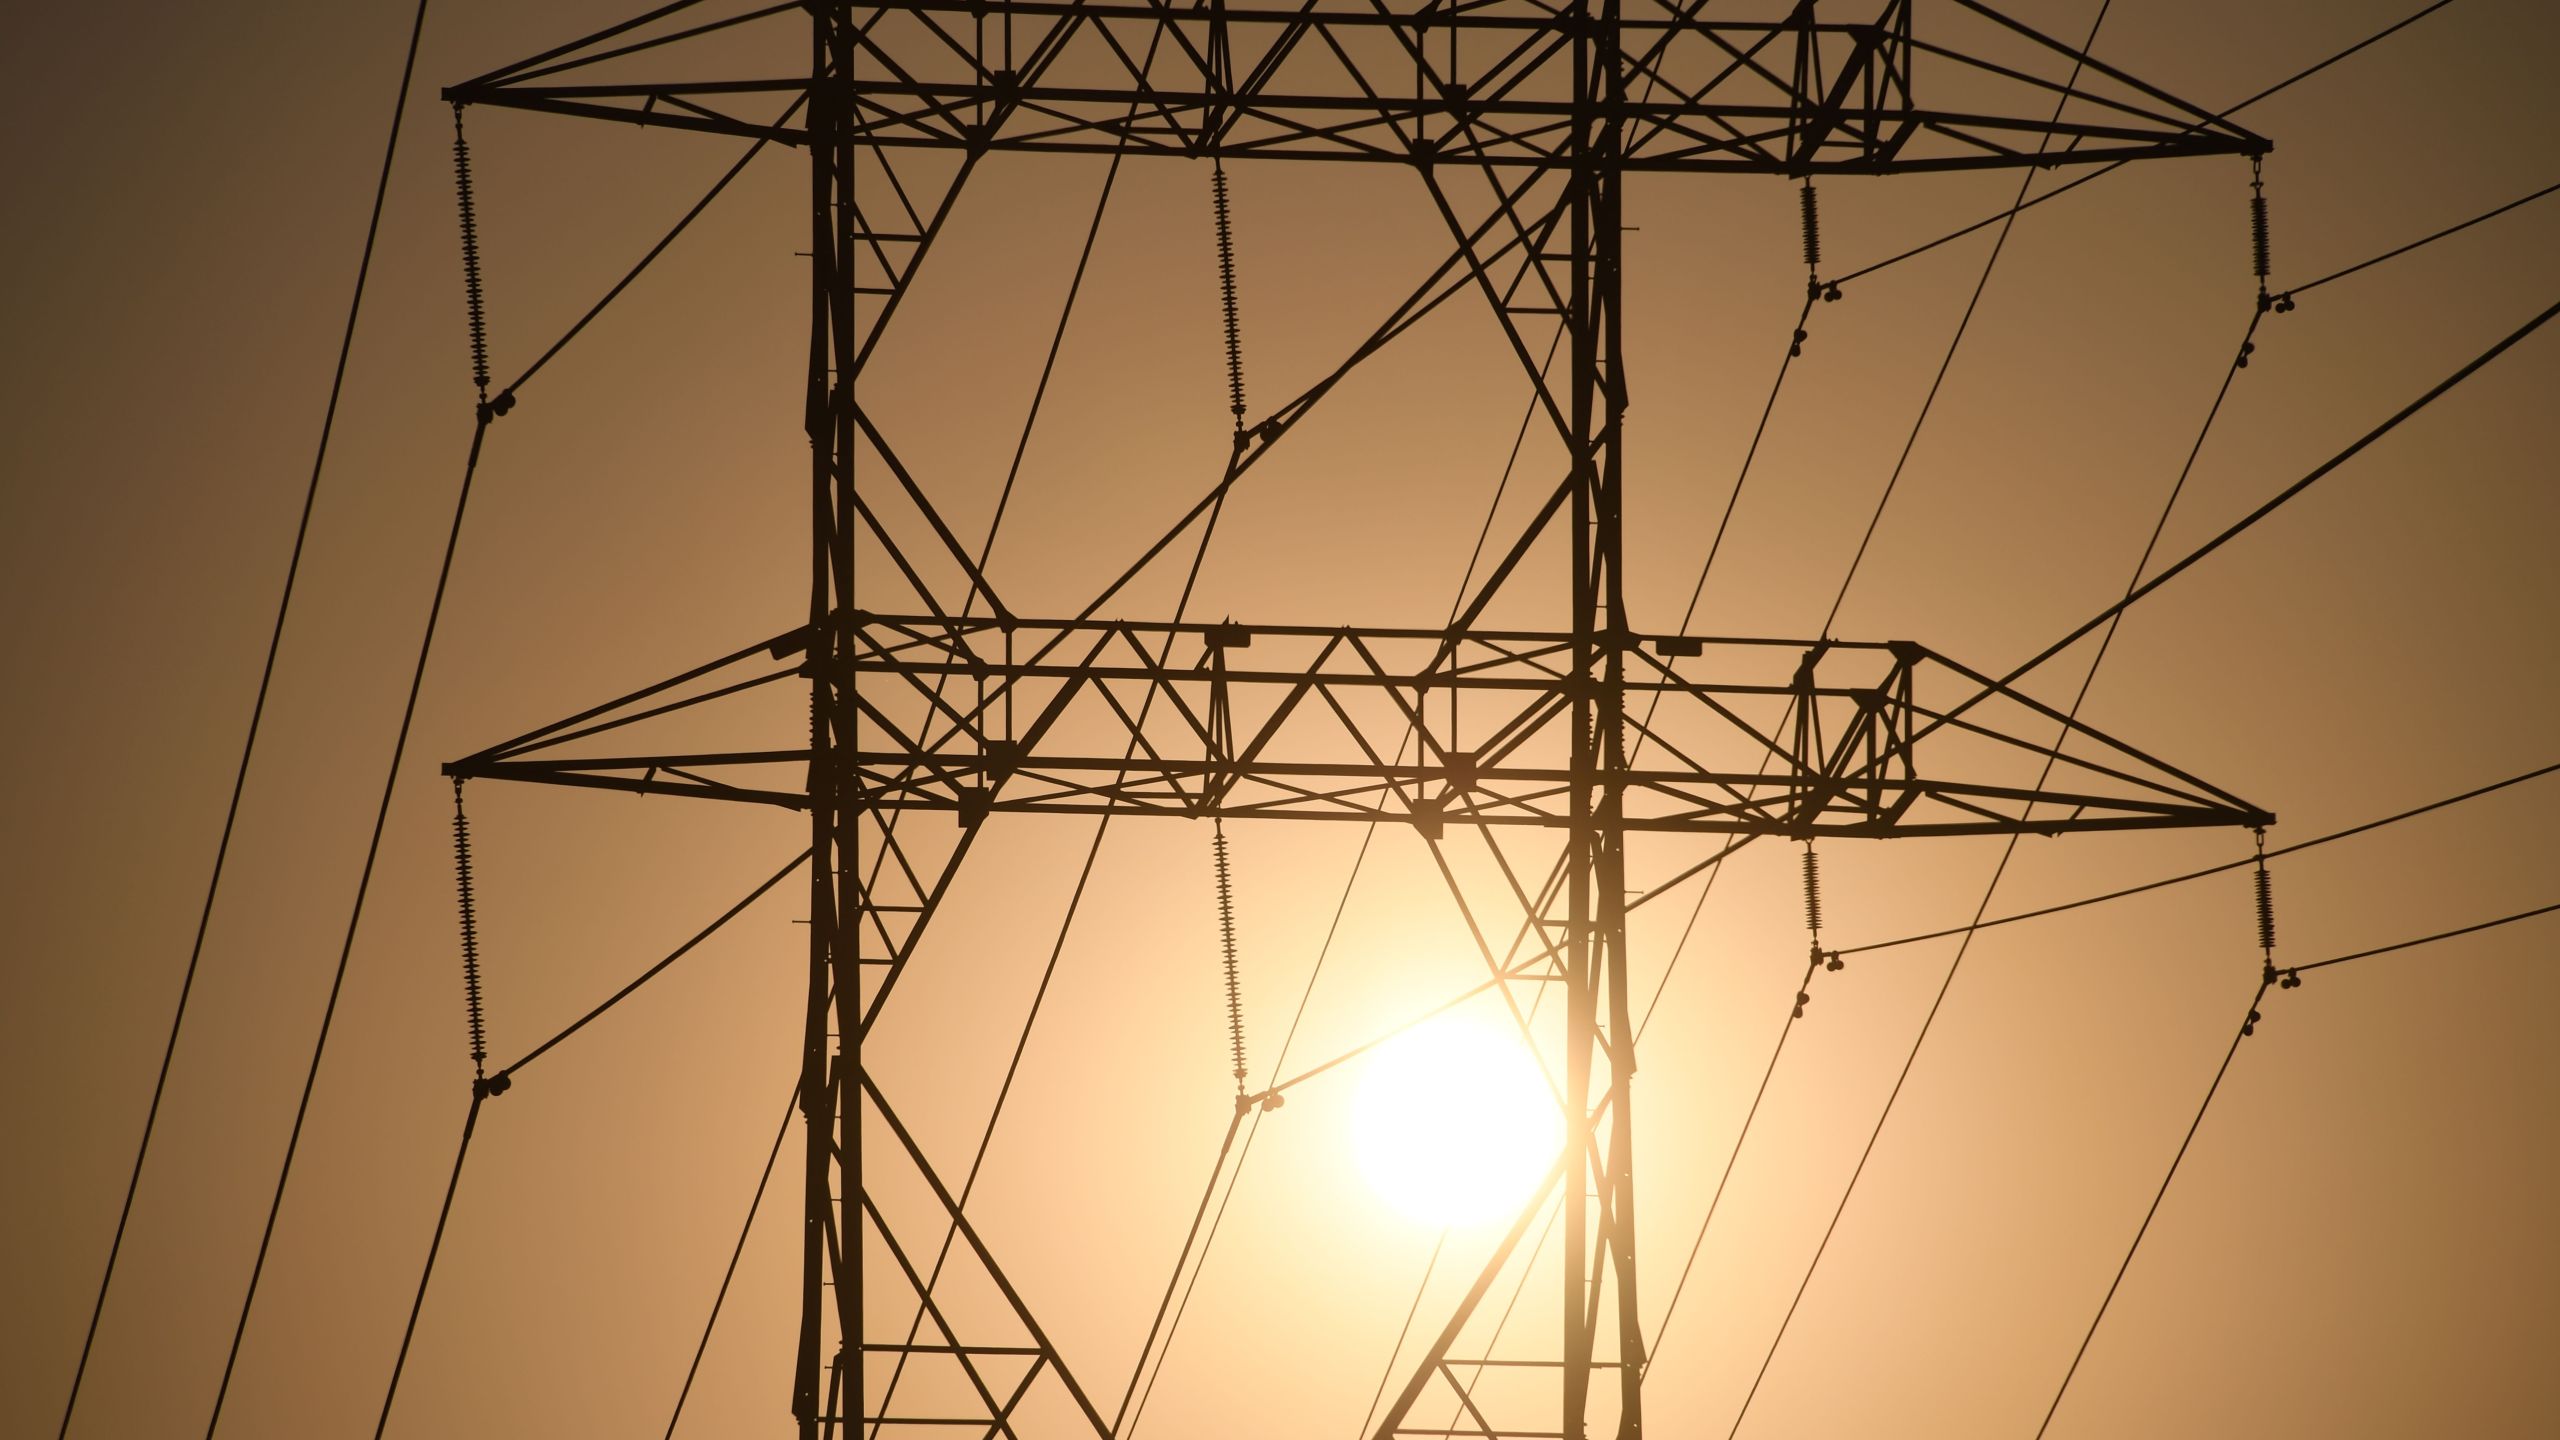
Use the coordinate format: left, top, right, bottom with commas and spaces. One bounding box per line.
1351, 1012, 1562, 1226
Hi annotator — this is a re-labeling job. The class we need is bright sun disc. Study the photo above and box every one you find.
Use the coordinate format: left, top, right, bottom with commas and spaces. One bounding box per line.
1352, 1013, 1562, 1226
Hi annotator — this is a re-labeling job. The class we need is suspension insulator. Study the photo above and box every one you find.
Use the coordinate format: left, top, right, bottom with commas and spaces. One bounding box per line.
451, 780, 489, 1079
1799, 183, 1822, 274
1212, 161, 1247, 431
1800, 844, 1823, 937
2248, 156, 2274, 301
1213, 819, 1247, 1092
452, 106, 491, 400
2253, 854, 2276, 956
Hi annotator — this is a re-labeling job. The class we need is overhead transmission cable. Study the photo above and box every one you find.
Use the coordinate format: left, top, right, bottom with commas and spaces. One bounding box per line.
205, 64, 522, 1440
1837, 761, 2558, 960
52, 6, 434, 1435
2036, 892, 2560, 1432
1976, 290, 2559, 705
664, 1085, 799, 1440
2292, 902, 2560, 976
2033, 971, 2273, 1437
2030, 843, 2288, 1435
1826, 0, 2459, 292
2271, 176, 2560, 306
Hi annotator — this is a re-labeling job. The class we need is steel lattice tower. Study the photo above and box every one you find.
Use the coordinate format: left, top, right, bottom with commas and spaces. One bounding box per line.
441, 3, 2270, 1435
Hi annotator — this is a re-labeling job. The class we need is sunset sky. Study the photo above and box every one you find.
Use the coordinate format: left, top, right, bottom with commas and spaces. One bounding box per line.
5, 2, 2555, 1437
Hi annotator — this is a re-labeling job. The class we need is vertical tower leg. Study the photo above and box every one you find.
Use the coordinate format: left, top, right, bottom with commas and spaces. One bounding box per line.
1566, 1, 1641, 1432
1374, 3, 1642, 1435
800, 5, 856, 1431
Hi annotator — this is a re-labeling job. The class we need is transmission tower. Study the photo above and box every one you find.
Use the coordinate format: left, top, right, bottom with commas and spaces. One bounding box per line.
439, 3, 2270, 1435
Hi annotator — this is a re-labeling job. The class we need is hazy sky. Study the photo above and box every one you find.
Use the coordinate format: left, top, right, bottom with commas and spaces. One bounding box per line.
4, 2, 2555, 1437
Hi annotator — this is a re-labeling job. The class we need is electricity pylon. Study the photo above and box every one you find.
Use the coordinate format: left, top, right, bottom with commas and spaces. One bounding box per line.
442, 3, 2269, 1435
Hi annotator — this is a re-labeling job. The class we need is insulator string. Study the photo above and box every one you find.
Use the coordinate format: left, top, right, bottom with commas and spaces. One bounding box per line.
1793, 841, 1838, 1018
451, 105, 490, 402
1800, 843, 1824, 936
1213, 818, 1247, 1095
451, 779, 489, 1080
1799, 182, 1822, 277
2249, 157, 2272, 290
2254, 828, 2299, 995
1212, 159, 1247, 432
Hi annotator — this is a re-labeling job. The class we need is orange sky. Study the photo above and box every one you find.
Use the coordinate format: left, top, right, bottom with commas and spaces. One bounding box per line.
4, 2, 2556, 1437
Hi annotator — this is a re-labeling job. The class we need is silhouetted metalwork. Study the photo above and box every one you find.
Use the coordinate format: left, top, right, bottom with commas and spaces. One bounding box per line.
439, 4, 2268, 1436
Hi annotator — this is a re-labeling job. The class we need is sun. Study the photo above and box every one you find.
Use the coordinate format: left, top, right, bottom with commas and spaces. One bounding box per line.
1351, 1011, 1563, 1227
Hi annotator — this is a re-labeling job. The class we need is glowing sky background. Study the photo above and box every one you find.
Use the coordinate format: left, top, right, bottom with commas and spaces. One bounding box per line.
5, 1, 2556, 1436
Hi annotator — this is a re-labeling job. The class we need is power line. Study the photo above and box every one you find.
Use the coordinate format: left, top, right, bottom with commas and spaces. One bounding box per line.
1356, 1232, 1450, 1440
1829, 0, 2460, 291
2293, 902, 2560, 975
205, 410, 496, 1440
2278, 177, 2560, 302
2221, 0, 2458, 113
665, 1085, 798, 1440
54, 5, 435, 1434
491, 853, 810, 1084
2033, 977, 2270, 1438
371, 1094, 485, 1440
1836, 762, 2559, 959
2035, 895, 2557, 1431
1817, 32, 2093, 639
1982, 292, 2560, 701
500, 94, 806, 402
